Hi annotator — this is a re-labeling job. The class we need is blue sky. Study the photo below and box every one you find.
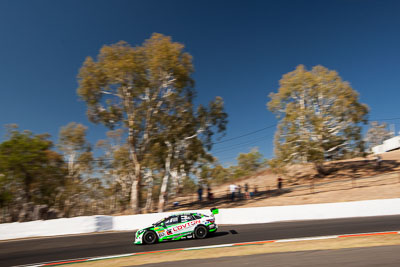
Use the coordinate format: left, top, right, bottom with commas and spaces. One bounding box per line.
0, 0, 399, 165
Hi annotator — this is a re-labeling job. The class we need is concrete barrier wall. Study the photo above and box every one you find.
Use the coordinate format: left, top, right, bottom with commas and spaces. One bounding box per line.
1, 199, 400, 240
113, 199, 400, 230
216, 198, 400, 225
0, 215, 112, 240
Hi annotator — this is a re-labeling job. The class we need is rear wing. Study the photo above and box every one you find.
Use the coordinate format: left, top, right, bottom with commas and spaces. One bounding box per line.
210, 208, 219, 217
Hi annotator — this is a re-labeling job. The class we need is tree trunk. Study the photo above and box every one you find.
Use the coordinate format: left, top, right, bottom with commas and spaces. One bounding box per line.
68, 152, 76, 180
24, 172, 32, 203
158, 152, 172, 212
134, 162, 142, 213
145, 177, 153, 212
127, 116, 142, 214
127, 152, 141, 213
158, 172, 169, 212
130, 177, 139, 214
176, 163, 186, 196
169, 168, 179, 198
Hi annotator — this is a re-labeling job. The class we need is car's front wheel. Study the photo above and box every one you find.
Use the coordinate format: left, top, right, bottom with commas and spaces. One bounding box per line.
143, 231, 157, 244
194, 225, 208, 239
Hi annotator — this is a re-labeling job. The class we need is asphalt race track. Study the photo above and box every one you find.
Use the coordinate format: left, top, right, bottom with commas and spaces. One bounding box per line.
1, 215, 400, 266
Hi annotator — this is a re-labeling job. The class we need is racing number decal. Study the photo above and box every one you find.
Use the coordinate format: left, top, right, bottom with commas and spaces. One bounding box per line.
156, 229, 173, 238
158, 232, 166, 238
156, 229, 166, 238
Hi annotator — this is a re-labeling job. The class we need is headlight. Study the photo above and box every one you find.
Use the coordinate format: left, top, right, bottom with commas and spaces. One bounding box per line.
136, 229, 145, 237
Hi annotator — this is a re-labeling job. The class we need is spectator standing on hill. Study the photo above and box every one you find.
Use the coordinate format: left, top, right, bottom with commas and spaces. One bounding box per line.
254, 185, 258, 196
197, 185, 203, 202
229, 184, 236, 201
244, 183, 250, 199
375, 155, 382, 168
277, 177, 283, 190
237, 184, 242, 199
207, 185, 214, 201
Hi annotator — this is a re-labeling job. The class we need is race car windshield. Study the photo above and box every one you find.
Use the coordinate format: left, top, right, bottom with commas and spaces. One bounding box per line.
153, 219, 164, 226
193, 214, 202, 219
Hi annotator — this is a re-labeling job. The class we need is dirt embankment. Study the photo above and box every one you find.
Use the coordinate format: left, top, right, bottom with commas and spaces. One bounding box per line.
167, 150, 400, 211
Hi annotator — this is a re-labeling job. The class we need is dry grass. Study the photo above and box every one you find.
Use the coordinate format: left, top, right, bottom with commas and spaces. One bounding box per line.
77, 234, 400, 266
166, 150, 400, 211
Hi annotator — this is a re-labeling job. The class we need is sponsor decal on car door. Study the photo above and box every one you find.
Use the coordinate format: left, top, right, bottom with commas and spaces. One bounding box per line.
172, 218, 200, 234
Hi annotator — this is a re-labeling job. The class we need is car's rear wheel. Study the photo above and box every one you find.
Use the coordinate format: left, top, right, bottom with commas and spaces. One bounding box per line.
194, 225, 208, 239
143, 231, 157, 244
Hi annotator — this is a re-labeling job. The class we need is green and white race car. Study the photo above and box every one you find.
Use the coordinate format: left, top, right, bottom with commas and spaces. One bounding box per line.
134, 208, 219, 245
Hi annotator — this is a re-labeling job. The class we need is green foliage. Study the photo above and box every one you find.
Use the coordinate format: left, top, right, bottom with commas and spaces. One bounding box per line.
199, 165, 212, 185
267, 158, 286, 175
0, 127, 66, 206
180, 176, 197, 194
237, 148, 264, 174
267, 65, 369, 173
58, 122, 93, 179
58, 122, 90, 154
0, 173, 12, 207
200, 149, 266, 186
210, 164, 231, 184
77, 33, 194, 131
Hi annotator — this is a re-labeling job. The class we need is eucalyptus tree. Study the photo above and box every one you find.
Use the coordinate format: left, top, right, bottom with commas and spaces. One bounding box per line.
57, 122, 95, 216
267, 65, 368, 175
365, 121, 394, 151
58, 122, 93, 181
77, 33, 196, 213
207, 164, 230, 185
156, 96, 227, 212
96, 129, 131, 212
237, 148, 264, 174
0, 126, 66, 220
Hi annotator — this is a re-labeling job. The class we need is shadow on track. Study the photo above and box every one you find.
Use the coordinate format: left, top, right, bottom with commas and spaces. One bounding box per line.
139, 231, 232, 245
210, 231, 230, 237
